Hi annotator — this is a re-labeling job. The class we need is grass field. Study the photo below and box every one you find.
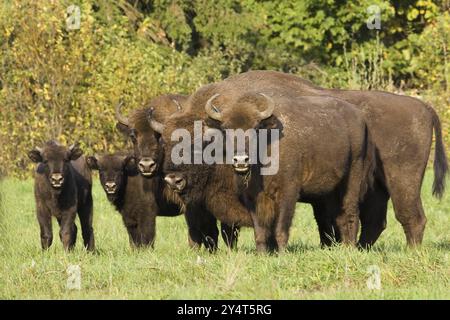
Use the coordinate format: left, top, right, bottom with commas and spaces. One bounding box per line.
0, 171, 449, 299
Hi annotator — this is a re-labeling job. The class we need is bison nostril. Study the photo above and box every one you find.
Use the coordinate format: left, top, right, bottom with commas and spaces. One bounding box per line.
138, 158, 156, 175
105, 182, 117, 193
50, 173, 64, 187
233, 155, 249, 165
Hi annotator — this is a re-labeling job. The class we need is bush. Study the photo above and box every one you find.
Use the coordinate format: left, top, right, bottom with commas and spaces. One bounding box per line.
0, 0, 449, 178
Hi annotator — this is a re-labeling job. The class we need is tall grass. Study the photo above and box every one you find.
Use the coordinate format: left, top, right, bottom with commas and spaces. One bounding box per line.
0, 171, 448, 299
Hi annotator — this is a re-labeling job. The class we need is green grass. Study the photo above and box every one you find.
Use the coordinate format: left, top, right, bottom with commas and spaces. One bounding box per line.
0, 171, 449, 299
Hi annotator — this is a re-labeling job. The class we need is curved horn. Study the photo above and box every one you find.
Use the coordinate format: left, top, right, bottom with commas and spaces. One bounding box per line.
69, 142, 79, 151
258, 93, 275, 120
204, 93, 222, 121
115, 101, 129, 126
147, 108, 165, 134
172, 99, 182, 111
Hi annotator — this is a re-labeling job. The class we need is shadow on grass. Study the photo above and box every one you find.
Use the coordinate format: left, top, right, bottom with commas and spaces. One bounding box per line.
432, 240, 450, 250
236, 241, 320, 255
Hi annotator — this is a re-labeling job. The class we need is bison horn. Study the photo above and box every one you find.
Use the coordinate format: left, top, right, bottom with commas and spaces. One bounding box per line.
205, 93, 222, 122
69, 142, 79, 151
115, 101, 129, 126
258, 93, 275, 120
147, 108, 165, 134
172, 99, 182, 111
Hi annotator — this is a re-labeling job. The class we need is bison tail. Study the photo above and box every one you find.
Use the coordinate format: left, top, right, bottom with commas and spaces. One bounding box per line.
360, 124, 377, 201
429, 105, 448, 199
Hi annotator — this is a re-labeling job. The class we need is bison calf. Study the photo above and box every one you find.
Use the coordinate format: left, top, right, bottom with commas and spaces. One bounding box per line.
28, 141, 95, 251
87, 153, 167, 248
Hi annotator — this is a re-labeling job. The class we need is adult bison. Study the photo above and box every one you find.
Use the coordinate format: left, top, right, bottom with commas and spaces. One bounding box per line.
28, 141, 95, 251
206, 93, 376, 251
153, 90, 376, 252
155, 111, 253, 247
115, 94, 239, 250
182, 70, 447, 248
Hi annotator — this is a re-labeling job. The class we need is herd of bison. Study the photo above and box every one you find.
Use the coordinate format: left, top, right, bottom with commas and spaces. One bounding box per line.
27, 70, 448, 253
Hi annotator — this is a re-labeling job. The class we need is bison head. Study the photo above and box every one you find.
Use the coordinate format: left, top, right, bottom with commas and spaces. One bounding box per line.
205, 92, 277, 174
28, 141, 83, 190
86, 154, 137, 201
115, 102, 162, 178
149, 112, 212, 205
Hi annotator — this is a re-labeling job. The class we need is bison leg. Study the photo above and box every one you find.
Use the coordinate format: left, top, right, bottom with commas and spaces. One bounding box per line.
138, 213, 156, 248
77, 193, 95, 252
390, 187, 427, 246
185, 207, 219, 252
220, 223, 239, 249
335, 163, 363, 246
311, 199, 339, 247
200, 213, 219, 252
37, 205, 53, 250
250, 193, 278, 253
274, 195, 298, 252
124, 223, 140, 247
358, 181, 389, 249
382, 159, 428, 246
57, 210, 77, 251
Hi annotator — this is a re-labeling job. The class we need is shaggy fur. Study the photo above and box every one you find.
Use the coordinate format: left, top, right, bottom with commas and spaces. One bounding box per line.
203, 93, 376, 252
28, 141, 95, 251
193, 70, 447, 248
87, 153, 182, 247
116, 94, 237, 251
161, 112, 253, 232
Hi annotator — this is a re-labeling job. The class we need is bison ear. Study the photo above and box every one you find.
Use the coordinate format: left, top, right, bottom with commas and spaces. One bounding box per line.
86, 156, 99, 170
28, 149, 43, 163
116, 122, 131, 136
261, 115, 279, 130
204, 117, 221, 130
69, 143, 83, 161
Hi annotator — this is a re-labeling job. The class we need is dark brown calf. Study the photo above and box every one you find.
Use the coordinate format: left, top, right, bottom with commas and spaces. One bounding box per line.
87, 154, 170, 247
28, 141, 95, 251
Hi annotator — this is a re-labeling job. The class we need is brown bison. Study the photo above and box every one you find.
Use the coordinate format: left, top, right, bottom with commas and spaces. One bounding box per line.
114, 94, 238, 250
180, 70, 447, 248
28, 141, 95, 251
156, 111, 254, 247
86, 153, 179, 247
153, 91, 375, 252
115, 94, 187, 178
205, 93, 376, 251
